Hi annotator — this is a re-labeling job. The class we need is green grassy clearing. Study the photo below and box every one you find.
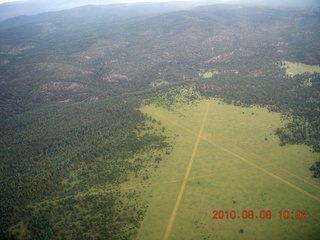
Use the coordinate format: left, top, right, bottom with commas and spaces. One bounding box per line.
200, 69, 220, 78
138, 99, 320, 239
281, 61, 320, 76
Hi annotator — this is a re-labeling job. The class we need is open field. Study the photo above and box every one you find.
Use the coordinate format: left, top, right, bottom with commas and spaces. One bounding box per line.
200, 69, 220, 78
281, 61, 320, 76
137, 99, 320, 240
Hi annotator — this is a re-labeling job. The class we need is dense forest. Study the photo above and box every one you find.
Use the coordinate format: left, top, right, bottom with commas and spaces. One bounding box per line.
0, 95, 173, 239
0, 3, 319, 239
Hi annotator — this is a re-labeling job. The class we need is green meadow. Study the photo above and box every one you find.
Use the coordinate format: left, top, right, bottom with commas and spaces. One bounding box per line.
135, 99, 320, 240
199, 69, 220, 79
281, 61, 320, 76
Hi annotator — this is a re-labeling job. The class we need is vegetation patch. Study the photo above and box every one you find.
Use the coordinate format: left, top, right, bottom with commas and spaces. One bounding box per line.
199, 69, 220, 79
139, 99, 320, 240
143, 85, 202, 112
0, 97, 172, 239
309, 161, 320, 178
280, 61, 320, 76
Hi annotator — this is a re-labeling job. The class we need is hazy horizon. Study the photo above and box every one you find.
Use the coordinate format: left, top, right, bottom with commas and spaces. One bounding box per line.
0, 0, 319, 22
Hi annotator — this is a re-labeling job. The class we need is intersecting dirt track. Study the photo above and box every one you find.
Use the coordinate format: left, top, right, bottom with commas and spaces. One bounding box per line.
138, 99, 320, 240
163, 103, 210, 240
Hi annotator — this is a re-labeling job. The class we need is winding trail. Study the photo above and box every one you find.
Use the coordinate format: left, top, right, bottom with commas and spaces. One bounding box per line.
163, 103, 210, 240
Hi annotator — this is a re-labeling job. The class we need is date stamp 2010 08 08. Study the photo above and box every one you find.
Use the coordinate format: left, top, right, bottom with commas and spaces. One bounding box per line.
212, 210, 307, 220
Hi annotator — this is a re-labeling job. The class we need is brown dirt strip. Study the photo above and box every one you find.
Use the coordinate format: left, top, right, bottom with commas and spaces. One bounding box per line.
200, 135, 320, 202
163, 103, 210, 240
188, 162, 291, 181
212, 135, 320, 190
153, 108, 320, 203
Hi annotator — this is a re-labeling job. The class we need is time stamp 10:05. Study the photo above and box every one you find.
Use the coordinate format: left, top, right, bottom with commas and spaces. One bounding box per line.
212, 210, 308, 220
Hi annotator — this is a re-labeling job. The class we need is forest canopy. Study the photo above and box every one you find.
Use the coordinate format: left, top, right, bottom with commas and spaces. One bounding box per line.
0, 3, 320, 239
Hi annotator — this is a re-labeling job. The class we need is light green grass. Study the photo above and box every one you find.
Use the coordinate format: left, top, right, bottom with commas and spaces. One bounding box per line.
137, 182, 182, 239
203, 71, 213, 78
200, 69, 220, 78
200, 70, 219, 78
281, 61, 320, 76
138, 99, 320, 240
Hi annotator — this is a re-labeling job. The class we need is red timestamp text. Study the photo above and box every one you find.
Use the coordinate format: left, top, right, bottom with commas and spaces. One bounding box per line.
212, 210, 307, 220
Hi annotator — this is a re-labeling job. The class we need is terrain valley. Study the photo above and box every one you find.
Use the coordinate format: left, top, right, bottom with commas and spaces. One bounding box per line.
0, 2, 320, 239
